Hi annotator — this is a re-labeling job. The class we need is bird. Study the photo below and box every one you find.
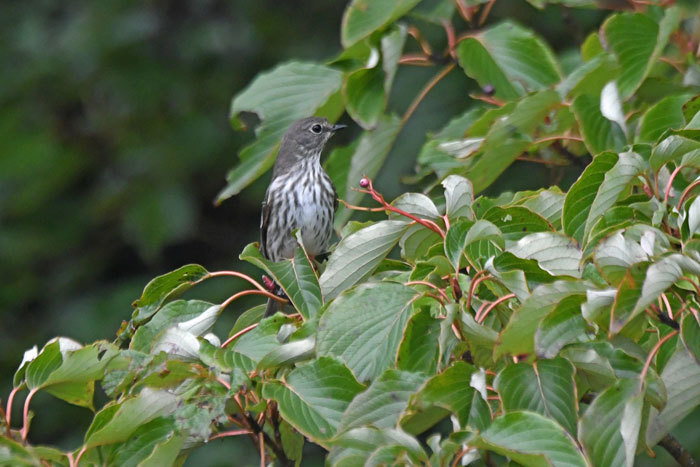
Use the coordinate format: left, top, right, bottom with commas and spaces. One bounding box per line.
260, 116, 346, 316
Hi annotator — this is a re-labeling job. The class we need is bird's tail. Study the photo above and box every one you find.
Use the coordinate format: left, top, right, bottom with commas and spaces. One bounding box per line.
264, 297, 281, 317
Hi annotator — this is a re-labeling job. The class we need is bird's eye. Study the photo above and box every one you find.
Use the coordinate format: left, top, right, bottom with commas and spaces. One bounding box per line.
310, 124, 323, 134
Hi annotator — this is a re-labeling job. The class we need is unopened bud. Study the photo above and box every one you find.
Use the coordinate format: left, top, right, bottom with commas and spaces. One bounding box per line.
483, 84, 495, 96
359, 177, 370, 188
262, 275, 275, 292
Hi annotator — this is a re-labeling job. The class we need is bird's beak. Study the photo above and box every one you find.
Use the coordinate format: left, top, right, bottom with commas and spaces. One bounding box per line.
331, 124, 347, 132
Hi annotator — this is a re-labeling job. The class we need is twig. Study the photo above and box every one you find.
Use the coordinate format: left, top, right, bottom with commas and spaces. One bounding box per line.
259, 432, 266, 467
5, 386, 21, 436
478, 0, 496, 25
210, 429, 251, 441
665, 165, 684, 202
221, 289, 286, 313
406, 281, 450, 302
208, 270, 270, 293
407, 26, 433, 56
466, 271, 492, 312
71, 446, 87, 467
677, 178, 700, 209
402, 63, 455, 124
337, 199, 386, 212
452, 446, 473, 467
658, 433, 698, 467
639, 330, 678, 392
221, 323, 259, 348
20, 388, 38, 441
660, 293, 674, 320
534, 135, 584, 144
398, 54, 434, 67
476, 294, 515, 323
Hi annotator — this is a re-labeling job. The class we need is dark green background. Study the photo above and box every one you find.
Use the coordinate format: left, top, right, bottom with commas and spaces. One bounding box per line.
2, 0, 697, 464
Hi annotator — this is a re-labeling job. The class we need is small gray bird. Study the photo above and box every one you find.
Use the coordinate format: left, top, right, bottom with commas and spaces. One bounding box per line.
261, 116, 346, 316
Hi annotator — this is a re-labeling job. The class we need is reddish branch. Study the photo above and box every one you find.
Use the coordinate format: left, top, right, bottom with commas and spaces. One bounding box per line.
354, 177, 446, 238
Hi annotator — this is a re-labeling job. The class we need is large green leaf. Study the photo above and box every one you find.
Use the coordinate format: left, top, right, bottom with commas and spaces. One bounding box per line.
262, 357, 365, 446
25, 340, 118, 409
496, 358, 578, 436
456, 22, 561, 101
444, 219, 503, 270
603, 10, 679, 99
217, 62, 343, 202
335, 114, 403, 226
637, 94, 691, 142
467, 91, 561, 193
649, 134, 700, 171
472, 411, 588, 467
442, 175, 474, 221
400, 362, 476, 434
593, 231, 648, 286
84, 388, 179, 449
319, 220, 409, 300
535, 295, 589, 359
131, 300, 214, 352
646, 347, 700, 445
681, 313, 700, 365
240, 242, 322, 320
337, 369, 426, 432
483, 206, 553, 244
328, 427, 426, 466
579, 379, 643, 467
317, 282, 421, 382
341, 0, 421, 47
583, 151, 645, 244
563, 153, 618, 244
507, 232, 582, 278
496, 281, 588, 358
396, 308, 440, 374
572, 94, 626, 155
131, 264, 209, 325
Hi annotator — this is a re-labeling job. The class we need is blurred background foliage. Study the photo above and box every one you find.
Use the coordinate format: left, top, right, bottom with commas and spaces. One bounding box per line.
2, 0, 696, 464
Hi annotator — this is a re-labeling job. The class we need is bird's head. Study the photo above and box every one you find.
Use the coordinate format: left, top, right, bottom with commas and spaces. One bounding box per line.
275, 117, 346, 172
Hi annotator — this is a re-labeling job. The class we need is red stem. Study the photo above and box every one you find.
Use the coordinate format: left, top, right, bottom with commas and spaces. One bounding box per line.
209, 429, 251, 441
476, 294, 515, 323
20, 388, 38, 441
5, 386, 21, 435
665, 165, 683, 202
221, 323, 259, 348
677, 178, 700, 209
221, 289, 285, 312
406, 281, 450, 302
208, 270, 269, 293
640, 330, 678, 391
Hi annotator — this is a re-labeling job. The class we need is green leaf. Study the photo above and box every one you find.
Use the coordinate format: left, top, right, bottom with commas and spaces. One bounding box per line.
472, 411, 588, 467
217, 62, 343, 202
335, 114, 402, 226
646, 347, 700, 445
25, 340, 118, 409
442, 175, 474, 220
467, 91, 561, 193
400, 362, 476, 434
456, 22, 561, 101
572, 95, 626, 155
507, 232, 582, 278
483, 206, 553, 244
262, 357, 365, 445
603, 10, 679, 99
240, 243, 322, 320
344, 67, 385, 129
593, 231, 648, 286
535, 295, 589, 359
579, 379, 643, 467
131, 300, 214, 352
84, 388, 179, 449
638, 94, 691, 142
110, 418, 182, 466
131, 264, 209, 324
444, 219, 503, 270
681, 313, 700, 365
232, 314, 296, 364
317, 282, 421, 382
390, 192, 440, 220
499, 358, 578, 436
650, 134, 700, 171
557, 53, 618, 99
337, 369, 426, 432
520, 188, 565, 230
396, 308, 440, 374
496, 281, 588, 358
319, 220, 409, 300
257, 336, 316, 370
341, 0, 421, 48
583, 151, 646, 243
328, 427, 426, 466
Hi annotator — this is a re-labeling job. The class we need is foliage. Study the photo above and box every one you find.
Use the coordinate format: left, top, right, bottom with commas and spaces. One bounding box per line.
4, 0, 700, 465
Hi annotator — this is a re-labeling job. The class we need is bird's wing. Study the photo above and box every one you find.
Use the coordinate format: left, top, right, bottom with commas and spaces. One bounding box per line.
260, 196, 272, 259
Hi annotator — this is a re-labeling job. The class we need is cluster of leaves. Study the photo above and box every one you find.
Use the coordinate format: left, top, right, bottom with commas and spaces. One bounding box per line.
4, 0, 700, 465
